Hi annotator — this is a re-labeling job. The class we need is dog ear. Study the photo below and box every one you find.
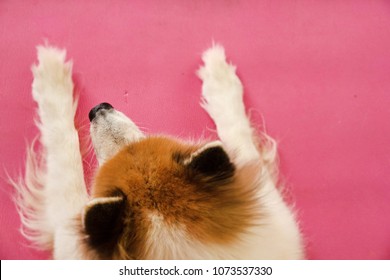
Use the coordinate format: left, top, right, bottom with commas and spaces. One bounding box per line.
82, 194, 126, 246
185, 141, 235, 185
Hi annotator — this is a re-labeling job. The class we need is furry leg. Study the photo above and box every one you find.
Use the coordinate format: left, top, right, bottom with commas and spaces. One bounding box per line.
30, 46, 88, 258
198, 45, 304, 259
197, 45, 261, 166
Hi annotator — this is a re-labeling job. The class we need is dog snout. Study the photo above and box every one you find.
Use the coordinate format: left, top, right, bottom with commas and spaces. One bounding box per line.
89, 102, 114, 122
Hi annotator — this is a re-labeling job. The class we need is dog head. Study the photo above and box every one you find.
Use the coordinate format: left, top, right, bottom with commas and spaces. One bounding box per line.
83, 103, 260, 259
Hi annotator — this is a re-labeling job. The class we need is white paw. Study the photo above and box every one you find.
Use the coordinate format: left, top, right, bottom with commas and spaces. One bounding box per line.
197, 44, 243, 102
31, 45, 73, 103
197, 44, 244, 121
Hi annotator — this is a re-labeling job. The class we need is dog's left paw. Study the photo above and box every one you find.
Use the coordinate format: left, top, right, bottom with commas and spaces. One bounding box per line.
31, 45, 73, 104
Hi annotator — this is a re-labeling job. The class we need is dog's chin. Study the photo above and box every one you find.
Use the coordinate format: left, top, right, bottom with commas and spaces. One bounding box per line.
90, 106, 144, 165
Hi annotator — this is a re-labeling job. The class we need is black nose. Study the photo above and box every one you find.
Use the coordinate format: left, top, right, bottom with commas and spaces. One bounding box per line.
89, 102, 114, 122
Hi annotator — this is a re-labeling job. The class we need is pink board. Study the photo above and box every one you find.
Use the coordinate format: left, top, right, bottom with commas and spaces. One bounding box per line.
1, 0, 390, 259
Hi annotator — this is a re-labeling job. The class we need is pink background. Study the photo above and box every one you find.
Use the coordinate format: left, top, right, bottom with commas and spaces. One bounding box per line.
1, 0, 390, 260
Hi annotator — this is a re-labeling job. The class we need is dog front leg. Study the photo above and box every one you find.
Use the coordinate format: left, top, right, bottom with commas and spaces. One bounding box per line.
32, 46, 88, 259
198, 45, 260, 166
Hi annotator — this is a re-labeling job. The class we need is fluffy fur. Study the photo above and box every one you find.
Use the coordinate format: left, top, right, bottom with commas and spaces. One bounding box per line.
12, 44, 304, 259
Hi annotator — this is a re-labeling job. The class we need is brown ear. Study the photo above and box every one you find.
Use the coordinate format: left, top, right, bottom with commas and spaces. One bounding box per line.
82, 194, 126, 246
185, 142, 235, 185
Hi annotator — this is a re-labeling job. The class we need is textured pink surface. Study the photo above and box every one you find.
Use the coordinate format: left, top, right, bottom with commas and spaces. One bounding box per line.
1, 0, 390, 260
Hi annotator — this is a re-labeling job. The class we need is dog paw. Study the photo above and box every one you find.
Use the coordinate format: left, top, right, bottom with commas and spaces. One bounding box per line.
197, 44, 227, 80
197, 44, 243, 103
197, 44, 244, 119
31, 45, 73, 103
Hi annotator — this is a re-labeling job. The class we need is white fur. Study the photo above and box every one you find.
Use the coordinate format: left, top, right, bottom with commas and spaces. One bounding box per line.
13, 44, 303, 259
11, 140, 51, 249
197, 44, 261, 166
197, 44, 303, 259
145, 213, 240, 259
13, 46, 88, 259
90, 109, 144, 165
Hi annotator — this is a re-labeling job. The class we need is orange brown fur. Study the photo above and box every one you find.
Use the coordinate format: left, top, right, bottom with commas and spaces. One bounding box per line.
82, 136, 262, 259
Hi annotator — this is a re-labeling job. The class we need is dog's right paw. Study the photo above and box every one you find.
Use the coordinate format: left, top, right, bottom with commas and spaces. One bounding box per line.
197, 44, 243, 106
197, 44, 244, 123
197, 44, 227, 80
31, 45, 73, 103
197, 44, 242, 90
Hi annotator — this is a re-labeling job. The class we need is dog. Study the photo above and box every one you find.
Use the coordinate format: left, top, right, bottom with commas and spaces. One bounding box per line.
13, 44, 304, 259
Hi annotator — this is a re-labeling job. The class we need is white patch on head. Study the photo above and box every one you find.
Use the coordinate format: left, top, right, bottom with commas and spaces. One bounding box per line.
144, 213, 190, 259
144, 213, 240, 259
90, 109, 145, 164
